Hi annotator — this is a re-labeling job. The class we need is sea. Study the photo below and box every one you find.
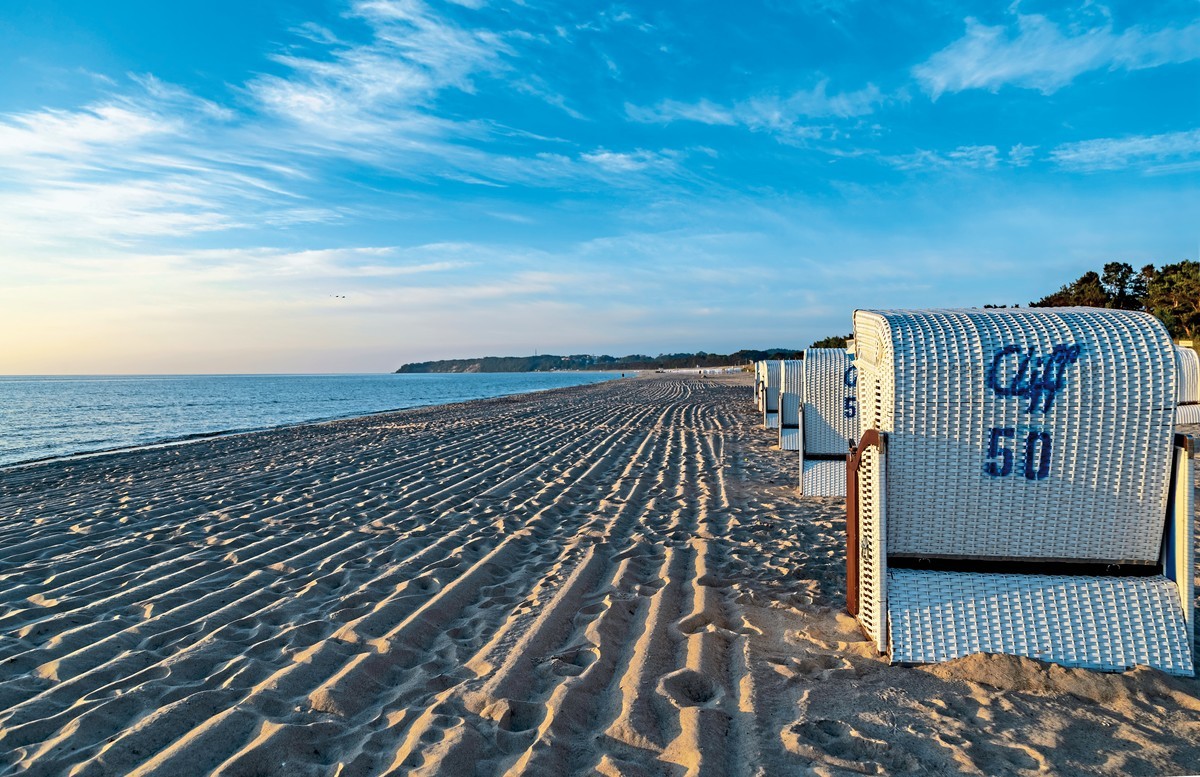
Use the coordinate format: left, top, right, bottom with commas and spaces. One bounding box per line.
0, 372, 622, 469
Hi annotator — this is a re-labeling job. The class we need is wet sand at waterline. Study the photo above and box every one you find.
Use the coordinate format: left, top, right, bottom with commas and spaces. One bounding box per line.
2, 375, 1198, 776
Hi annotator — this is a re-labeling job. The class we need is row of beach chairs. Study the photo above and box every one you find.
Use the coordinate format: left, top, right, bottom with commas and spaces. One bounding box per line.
753, 348, 859, 497
752, 307, 1196, 677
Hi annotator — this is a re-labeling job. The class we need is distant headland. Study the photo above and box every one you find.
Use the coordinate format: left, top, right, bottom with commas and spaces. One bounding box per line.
395, 349, 805, 374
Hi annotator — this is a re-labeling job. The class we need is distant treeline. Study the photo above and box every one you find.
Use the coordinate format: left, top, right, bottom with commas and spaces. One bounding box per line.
398, 261, 1199, 374
1026, 260, 1199, 341
809, 260, 1199, 346
395, 349, 804, 374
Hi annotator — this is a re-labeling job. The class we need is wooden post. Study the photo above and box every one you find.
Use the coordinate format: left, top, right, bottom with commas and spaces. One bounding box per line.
845, 429, 883, 616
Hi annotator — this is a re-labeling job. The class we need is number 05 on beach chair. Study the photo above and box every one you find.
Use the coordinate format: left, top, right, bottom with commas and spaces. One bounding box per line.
846, 308, 1195, 676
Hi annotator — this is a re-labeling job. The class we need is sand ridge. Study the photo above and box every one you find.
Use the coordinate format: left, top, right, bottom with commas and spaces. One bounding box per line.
0, 376, 1197, 776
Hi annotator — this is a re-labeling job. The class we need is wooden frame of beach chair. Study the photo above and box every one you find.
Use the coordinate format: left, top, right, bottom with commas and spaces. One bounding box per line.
763, 360, 782, 429
797, 348, 859, 497
846, 307, 1195, 677
778, 360, 803, 451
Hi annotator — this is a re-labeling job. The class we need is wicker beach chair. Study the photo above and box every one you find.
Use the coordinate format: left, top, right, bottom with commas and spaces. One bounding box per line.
763, 360, 782, 429
847, 308, 1195, 676
798, 348, 859, 497
753, 361, 765, 413
1176, 345, 1200, 426
779, 360, 804, 451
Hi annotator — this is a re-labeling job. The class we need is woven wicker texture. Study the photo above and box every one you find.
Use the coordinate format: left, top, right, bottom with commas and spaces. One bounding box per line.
754, 361, 766, 411
1178, 405, 1200, 425
779, 427, 801, 451
853, 308, 1176, 563
1176, 345, 1200, 404
857, 445, 887, 652
801, 460, 845, 497
764, 360, 781, 414
887, 569, 1194, 676
802, 349, 859, 456
779, 360, 803, 449
780, 360, 803, 425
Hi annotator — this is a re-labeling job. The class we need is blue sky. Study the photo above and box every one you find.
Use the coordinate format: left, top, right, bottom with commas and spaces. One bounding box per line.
1, 0, 1197, 373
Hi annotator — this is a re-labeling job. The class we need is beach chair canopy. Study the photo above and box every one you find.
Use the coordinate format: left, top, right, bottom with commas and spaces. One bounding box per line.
848, 307, 1194, 676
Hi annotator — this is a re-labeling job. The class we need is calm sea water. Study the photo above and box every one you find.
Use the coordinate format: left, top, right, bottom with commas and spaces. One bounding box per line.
0, 372, 621, 468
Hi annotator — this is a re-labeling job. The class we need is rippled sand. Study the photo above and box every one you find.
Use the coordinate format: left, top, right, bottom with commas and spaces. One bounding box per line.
1, 376, 1197, 776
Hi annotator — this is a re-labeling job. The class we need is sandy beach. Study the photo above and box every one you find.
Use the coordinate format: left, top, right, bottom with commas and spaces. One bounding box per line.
1, 374, 1198, 776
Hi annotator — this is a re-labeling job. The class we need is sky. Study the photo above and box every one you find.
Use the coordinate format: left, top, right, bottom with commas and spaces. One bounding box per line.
0, 0, 1197, 374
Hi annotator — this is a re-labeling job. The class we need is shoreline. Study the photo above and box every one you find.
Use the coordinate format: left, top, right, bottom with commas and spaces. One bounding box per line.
0, 372, 626, 473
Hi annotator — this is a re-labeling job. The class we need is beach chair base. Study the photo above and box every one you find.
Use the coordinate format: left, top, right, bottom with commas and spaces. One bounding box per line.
887, 570, 1195, 676
849, 431, 1195, 678
801, 459, 845, 497
764, 412, 779, 429
779, 427, 800, 451
1177, 404, 1200, 425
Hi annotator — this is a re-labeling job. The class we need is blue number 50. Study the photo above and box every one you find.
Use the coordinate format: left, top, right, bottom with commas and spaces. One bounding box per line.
1023, 431, 1051, 480
984, 427, 1014, 476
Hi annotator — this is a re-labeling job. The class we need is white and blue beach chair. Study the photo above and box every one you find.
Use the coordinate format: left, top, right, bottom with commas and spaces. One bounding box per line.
754, 361, 767, 413
847, 308, 1194, 676
763, 360, 782, 429
798, 348, 859, 496
1176, 345, 1200, 426
778, 360, 803, 451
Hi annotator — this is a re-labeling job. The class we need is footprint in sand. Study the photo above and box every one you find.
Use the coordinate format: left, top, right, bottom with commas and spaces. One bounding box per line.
656, 668, 722, 709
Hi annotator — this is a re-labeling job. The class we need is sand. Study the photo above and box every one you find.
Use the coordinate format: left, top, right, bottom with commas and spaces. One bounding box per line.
1, 375, 1197, 776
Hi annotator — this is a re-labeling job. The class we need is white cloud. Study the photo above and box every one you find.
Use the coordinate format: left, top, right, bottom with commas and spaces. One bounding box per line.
626, 79, 883, 141
1050, 128, 1200, 172
0, 1, 537, 250
947, 145, 1000, 169
915, 14, 1200, 98
1008, 143, 1037, 167
886, 144, 1002, 171
627, 98, 736, 126
0, 104, 173, 164
246, 0, 510, 146
579, 148, 677, 173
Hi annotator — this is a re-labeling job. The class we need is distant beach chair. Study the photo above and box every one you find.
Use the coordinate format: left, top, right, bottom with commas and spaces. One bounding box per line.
1176, 345, 1200, 425
754, 361, 767, 413
763, 360, 782, 429
797, 348, 859, 496
847, 308, 1194, 676
778, 360, 803, 451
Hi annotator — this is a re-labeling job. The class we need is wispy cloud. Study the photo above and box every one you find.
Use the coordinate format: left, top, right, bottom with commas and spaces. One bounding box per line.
1050, 128, 1200, 172
579, 148, 678, 173
1008, 143, 1037, 167
627, 98, 736, 126
888, 145, 1017, 172
0, 1, 546, 250
246, 0, 511, 149
915, 14, 1200, 98
0, 104, 172, 163
626, 79, 883, 141
0, 87, 308, 247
